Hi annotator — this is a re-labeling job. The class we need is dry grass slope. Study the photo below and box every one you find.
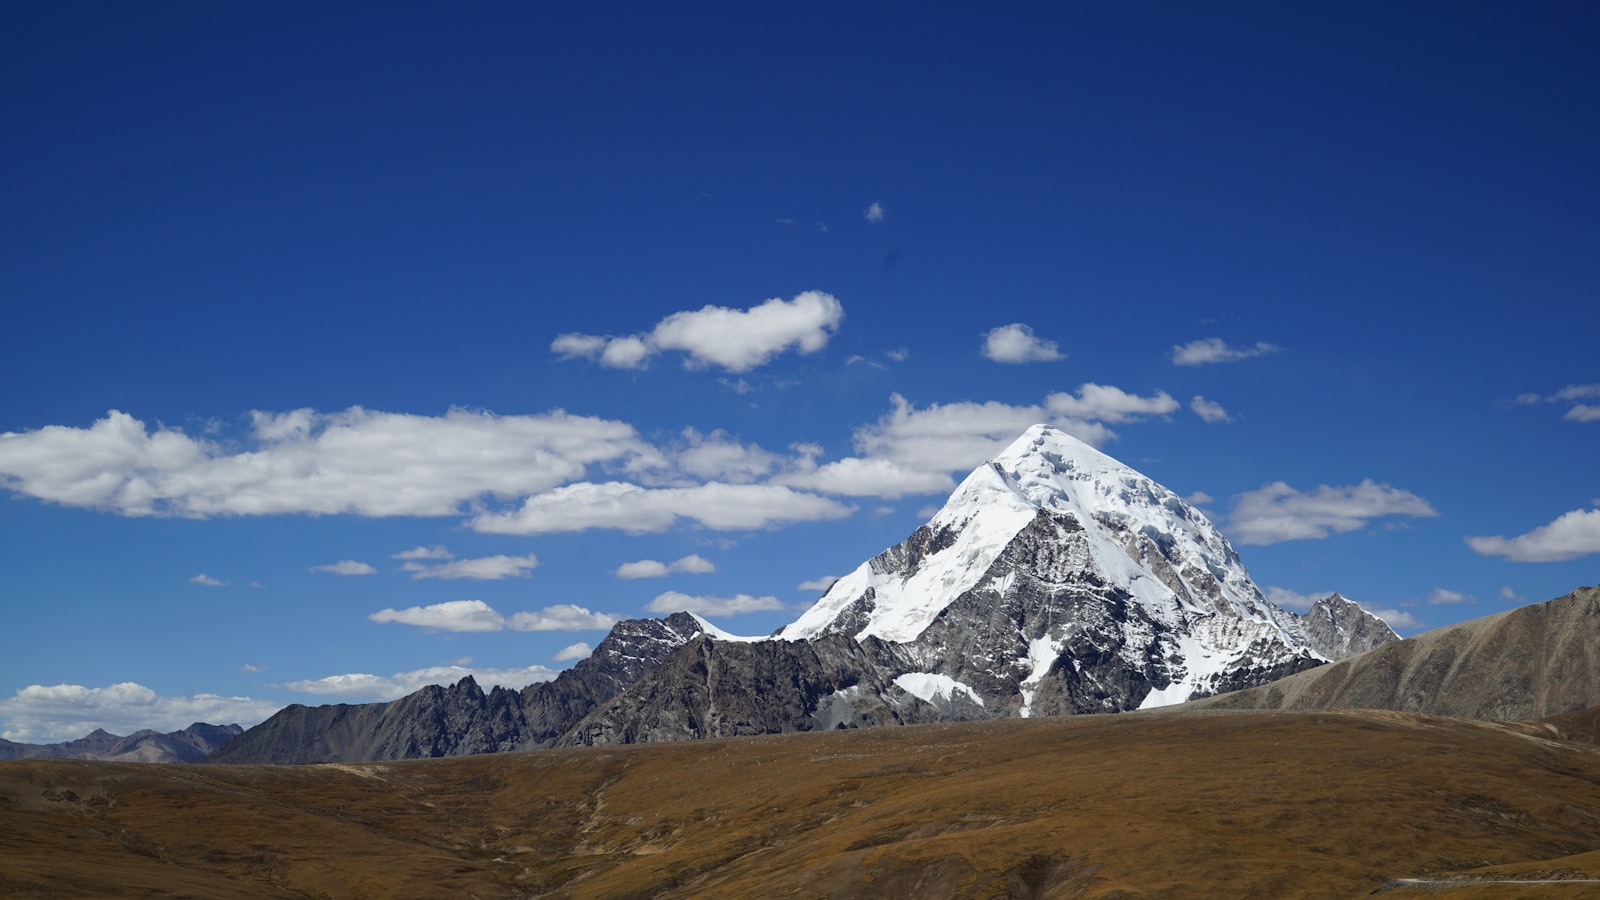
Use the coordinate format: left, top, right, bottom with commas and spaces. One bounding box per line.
6, 708, 1600, 898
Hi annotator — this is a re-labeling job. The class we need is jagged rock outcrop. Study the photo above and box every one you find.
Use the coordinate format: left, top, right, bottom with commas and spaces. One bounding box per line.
1298, 592, 1399, 661
208, 613, 708, 764
1191, 585, 1600, 720
0, 723, 242, 763
557, 634, 937, 746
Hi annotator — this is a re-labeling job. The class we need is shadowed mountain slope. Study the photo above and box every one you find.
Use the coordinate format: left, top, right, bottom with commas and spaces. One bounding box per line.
1192, 585, 1600, 720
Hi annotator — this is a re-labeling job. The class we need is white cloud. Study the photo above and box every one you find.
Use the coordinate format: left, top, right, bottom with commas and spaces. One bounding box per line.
777, 456, 956, 499
1190, 395, 1232, 424
1427, 588, 1472, 605
400, 553, 539, 581
1511, 384, 1600, 422
280, 665, 559, 703
241, 663, 265, 673
1500, 586, 1528, 603
851, 392, 1126, 477
0, 407, 655, 518
369, 599, 508, 632
393, 545, 453, 561
645, 591, 784, 616
615, 554, 716, 579
673, 428, 779, 483
0, 682, 283, 744
1263, 586, 1330, 613
190, 573, 225, 587
369, 600, 619, 633
864, 201, 885, 223
1228, 480, 1438, 545
551, 291, 844, 373
1171, 338, 1282, 366
1366, 608, 1423, 630
554, 642, 592, 662
471, 481, 853, 535
1466, 506, 1600, 562
506, 604, 621, 631
1045, 384, 1178, 424
798, 576, 839, 592
1185, 491, 1215, 506
981, 323, 1064, 364
309, 559, 376, 576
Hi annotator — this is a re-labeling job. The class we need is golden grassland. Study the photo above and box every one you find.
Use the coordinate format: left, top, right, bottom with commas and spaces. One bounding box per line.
7, 708, 1600, 898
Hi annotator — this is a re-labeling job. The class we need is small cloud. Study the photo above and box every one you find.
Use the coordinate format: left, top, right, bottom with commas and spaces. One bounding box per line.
1466, 506, 1600, 562
393, 545, 453, 561
369, 600, 619, 633
614, 554, 716, 579
916, 506, 940, 518
1427, 588, 1473, 605
1263, 586, 1329, 613
775, 217, 796, 226
401, 553, 539, 581
1511, 384, 1600, 422
1190, 396, 1232, 424
798, 576, 839, 593
309, 559, 376, 576
1171, 338, 1281, 366
817, 221, 829, 233
864, 201, 885, 223
554, 642, 592, 663
248, 581, 264, 589
1367, 607, 1424, 630
190, 573, 226, 587
551, 291, 844, 373
1499, 585, 1527, 604
1566, 405, 1600, 422
241, 663, 265, 673
982, 323, 1064, 364
645, 591, 784, 616
1185, 491, 1215, 506
886, 348, 910, 362
1229, 480, 1437, 546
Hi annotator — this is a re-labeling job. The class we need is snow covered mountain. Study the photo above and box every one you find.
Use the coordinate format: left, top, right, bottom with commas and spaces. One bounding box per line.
779, 424, 1350, 715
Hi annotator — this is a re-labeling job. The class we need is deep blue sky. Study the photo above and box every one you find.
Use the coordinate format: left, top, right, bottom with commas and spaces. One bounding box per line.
3, 3, 1597, 741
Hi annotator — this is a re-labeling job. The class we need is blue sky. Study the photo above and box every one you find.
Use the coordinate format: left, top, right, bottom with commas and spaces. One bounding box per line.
3, 3, 1597, 742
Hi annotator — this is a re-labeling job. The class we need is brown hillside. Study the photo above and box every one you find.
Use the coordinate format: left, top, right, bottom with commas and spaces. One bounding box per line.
7, 708, 1600, 898
1193, 585, 1600, 720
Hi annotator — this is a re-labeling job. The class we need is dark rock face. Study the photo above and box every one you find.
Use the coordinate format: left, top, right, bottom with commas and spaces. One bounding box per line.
1192, 586, 1600, 721
208, 613, 707, 764
1, 723, 243, 763
557, 634, 936, 747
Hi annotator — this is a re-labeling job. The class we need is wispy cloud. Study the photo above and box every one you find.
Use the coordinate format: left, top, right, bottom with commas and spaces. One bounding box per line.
1466, 505, 1600, 562
0, 681, 281, 744
1228, 480, 1437, 545
1263, 586, 1331, 613
190, 573, 226, 587
309, 559, 376, 576
1514, 384, 1600, 422
553, 642, 592, 662
614, 554, 717, 579
1171, 338, 1281, 366
1190, 395, 1232, 424
1427, 588, 1473, 605
1367, 607, 1423, 630
368, 599, 620, 633
0, 407, 655, 518
393, 545, 453, 561
798, 576, 839, 592
645, 591, 784, 616
864, 201, 885, 223
551, 291, 844, 373
400, 553, 539, 580
981, 323, 1064, 364
470, 482, 853, 536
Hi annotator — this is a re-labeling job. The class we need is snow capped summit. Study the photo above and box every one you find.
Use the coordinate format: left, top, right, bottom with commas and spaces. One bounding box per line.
780, 424, 1341, 713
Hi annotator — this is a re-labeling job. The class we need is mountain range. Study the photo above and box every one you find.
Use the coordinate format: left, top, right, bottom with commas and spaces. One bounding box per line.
0, 723, 241, 764
208, 424, 1400, 764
